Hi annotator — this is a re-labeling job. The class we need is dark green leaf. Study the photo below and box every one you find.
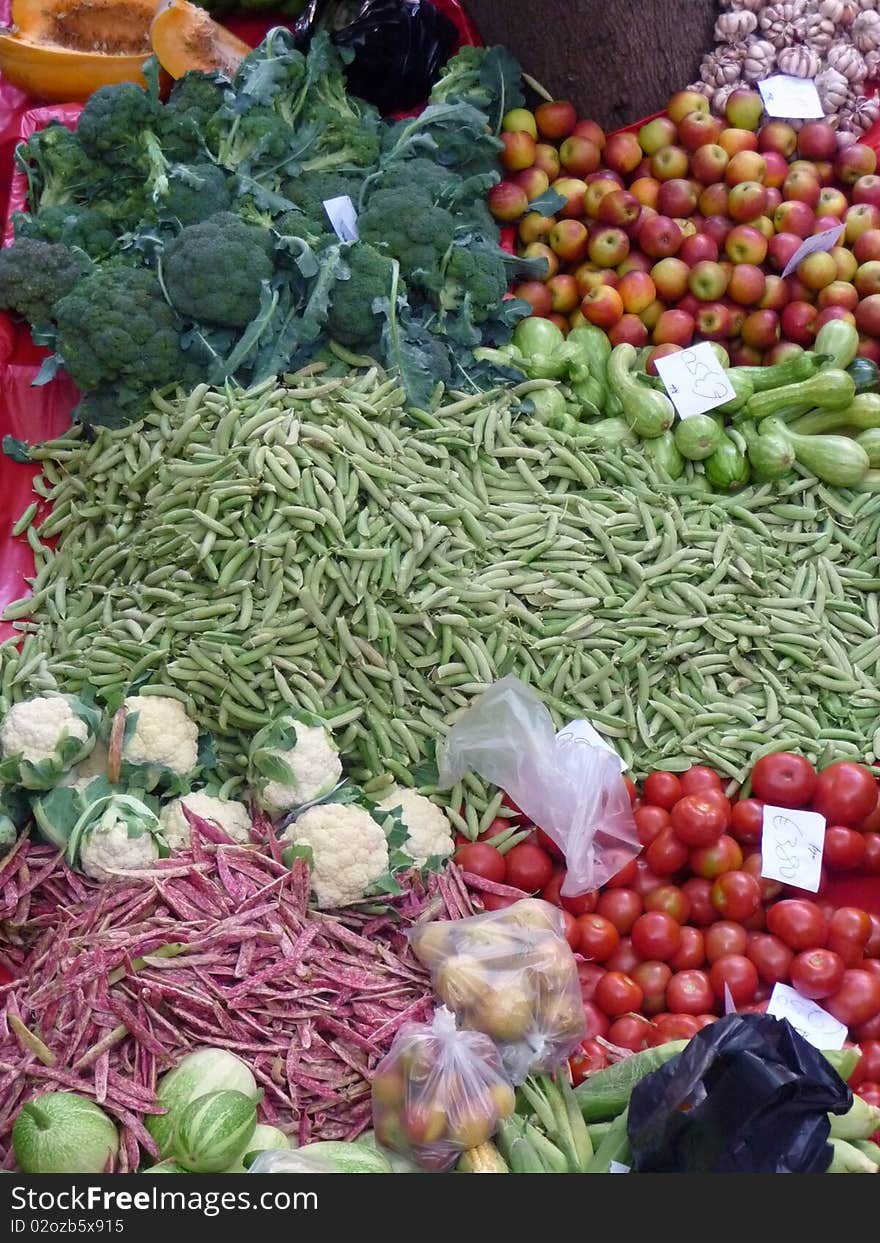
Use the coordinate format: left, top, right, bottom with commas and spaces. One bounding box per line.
529, 188, 567, 218
2, 436, 32, 464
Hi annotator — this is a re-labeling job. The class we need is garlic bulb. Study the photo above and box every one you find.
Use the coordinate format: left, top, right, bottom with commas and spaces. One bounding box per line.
853, 9, 880, 50
836, 126, 859, 148
720, 0, 763, 11
827, 39, 868, 82
776, 44, 822, 77
759, 2, 807, 51
857, 0, 878, 11
815, 65, 851, 111
865, 46, 880, 76
743, 38, 777, 81
701, 45, 747, 89
686, 80, 718, 101
840, 91, 880, 132
804, 14, 836, 54
715, 11, 757, 42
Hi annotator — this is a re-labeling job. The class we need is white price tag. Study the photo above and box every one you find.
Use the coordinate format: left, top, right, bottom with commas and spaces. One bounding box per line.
758, 75, 824, 120
609, 1161, 631, 1173
557, 719, 628, 772
781, 222, 845, 278
654, 342, 736, 420
767, 983, 847, 1050
723, 983, 737, 1016
760, 804, 826, 892
322, 195, 359, 242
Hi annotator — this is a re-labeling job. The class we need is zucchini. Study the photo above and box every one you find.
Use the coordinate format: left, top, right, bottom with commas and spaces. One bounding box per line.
674, 413, 722, 461
815, 319, 859, 370
746, 368, 856, 421
730, 350, 820, 393
607, 343, 675, 439
856, 427, 880, 467
704, 433, 751, 491
790, 393, 880, 435
763, 418, 871, 487
715, 369, 753, 415
847, 356, 880, 395
641, 429, 685, 479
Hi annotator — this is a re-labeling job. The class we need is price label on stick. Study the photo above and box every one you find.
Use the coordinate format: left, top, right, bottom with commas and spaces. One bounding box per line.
760, 804, 826, 892
781, 222, 845, 279
654, 341, 736, 420
758, 75, 824, 120
767, 983, 847, 1050
322, 195, 359, 242
608, 1161, 631, 1173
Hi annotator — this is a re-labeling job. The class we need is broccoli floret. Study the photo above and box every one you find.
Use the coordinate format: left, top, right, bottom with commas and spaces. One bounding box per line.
54, 267, 193, 420
282, 172, 360, 229
437, 243, 510, 324
371, 157, 457, 201
161, 212, 275, 328
15, 123, 104, 210
161, 71, 226, 161
0, 238, 89, 325
231, 27, 308, 124
326, 243, 395, 347
429, 45, 525, 130
207, 107, 295, 170
13, 206, 118, 260
359, 188, 457, 294
162, 164, 232, 226
76, 80, 173, 199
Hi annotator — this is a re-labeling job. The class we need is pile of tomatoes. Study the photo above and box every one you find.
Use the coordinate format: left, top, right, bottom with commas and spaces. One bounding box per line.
453, 753, 880, 1111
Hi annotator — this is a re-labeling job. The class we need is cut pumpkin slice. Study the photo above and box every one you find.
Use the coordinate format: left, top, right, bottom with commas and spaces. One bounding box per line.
150, 0, 250, 80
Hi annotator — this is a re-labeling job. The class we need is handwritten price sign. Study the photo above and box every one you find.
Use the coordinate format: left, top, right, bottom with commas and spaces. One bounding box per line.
760, 804, 826, 892
767, 983, 847, 1050
654, 341, 736, 420
757, 75, 824, 120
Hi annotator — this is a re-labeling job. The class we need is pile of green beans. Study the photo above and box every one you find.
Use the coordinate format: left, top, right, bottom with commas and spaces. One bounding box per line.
4, 360, 880, 791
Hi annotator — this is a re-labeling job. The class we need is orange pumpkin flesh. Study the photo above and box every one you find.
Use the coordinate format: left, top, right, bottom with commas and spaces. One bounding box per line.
150, 0, 250, 79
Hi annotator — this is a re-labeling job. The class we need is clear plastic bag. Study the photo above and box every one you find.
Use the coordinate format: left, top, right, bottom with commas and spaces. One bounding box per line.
410, 900, 586, 1084
438, 675, 641, 894
247, 1150, 336, 1174
371, 1006, 516, 1171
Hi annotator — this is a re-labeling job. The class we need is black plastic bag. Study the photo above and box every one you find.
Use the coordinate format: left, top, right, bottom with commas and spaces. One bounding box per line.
294, 0, 459, 113
627, 1013, 853, 1174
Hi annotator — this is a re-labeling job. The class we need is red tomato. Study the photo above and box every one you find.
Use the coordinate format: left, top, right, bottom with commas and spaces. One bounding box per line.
670, 925, 706, 971
743, 904, 767, 932
829, 907, 873, 965
697, 788, 732, 826
751, 752, 817, 808
482, 816, 514, 842
595, 971, 644, 1018
823, 826, 868, 872
623, 776, 638, 805
481, 892, 519, 911
825, 970, 880, 1027
690, 835, 743, 880
561, 889, 598, 917
705, 921, 748, 964
679, 766, 723, 796
867, 915, 880, 959
710, 870, 761, 922
561, 909, 580, 950
454, 842, 506, 883
577, 962, 607, 1004
646, 826, 690, 876
597, 887, 643, 935
766, 899, 829, 951
813, 761, 878, 827
863, 834, 880, 876
670, 794, 727, 848
856, 787, 880, 833
642, 771, 682, 811
631, 961, 672, 1015
747, 933, 794, 985
653, 1014, 701, 1043
505, 843, 554, 892
604, 858, 639, 888
541, 868, 565, 906
534, 827, 565, 861
501, 792, 523, 819
667, 969, 714, 1015
730, 798, 764, 845
862, 960, 880, 983
631, 911, 682, 962
790, 948, 846, 1000
608, 1014, 655, 1052
740, 851, 784, 901
568, 1037, 609, 1085
577, 914, 621, 963
582, 1000, 610, 1040
681, 877, 718, 927
631, 858, 665, 898
694, 1014, 717, 1030
854, 1013, 880, 1041
634, 804, 670, 847
709, 954, 759, 1007
606, 937, 642, 976
644, 884, 691, 924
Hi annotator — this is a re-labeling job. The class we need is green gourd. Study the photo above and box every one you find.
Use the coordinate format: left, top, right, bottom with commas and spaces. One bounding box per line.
729, 350, 821, 393
641, 430, 684, 479
815, 319, 859, 371
855, 427, 880, 467
746, 368, 856, 421
606, 343, 675, 439
790, 393, 880, 436
704, 433, 751, 491
673, 414, 722, 461
762, 417, 870, 487
744, 424, 795, 481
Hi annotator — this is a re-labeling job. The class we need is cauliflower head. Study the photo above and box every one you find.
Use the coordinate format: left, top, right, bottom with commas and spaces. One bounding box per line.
0, 694, 99, 789
160, 791, 252, 850
281, 802, 389, 908
249, 714, 342, 818
377, 788, 454, 867
122, 695, 199, 785
79, 818, 161, 883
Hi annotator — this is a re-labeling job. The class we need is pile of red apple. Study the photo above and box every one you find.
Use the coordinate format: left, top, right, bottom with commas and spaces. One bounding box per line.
489, 87, 880, 366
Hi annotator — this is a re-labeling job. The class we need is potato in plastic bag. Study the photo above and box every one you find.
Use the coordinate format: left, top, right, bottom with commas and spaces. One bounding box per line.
370, 1006, 515, 1172
410, 899, 586, 1084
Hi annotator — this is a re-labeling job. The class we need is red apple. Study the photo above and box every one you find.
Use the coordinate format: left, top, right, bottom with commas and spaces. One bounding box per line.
817, 187, 849, 219
572, 261, 605, 296
549, 219, 590, 263
786, 275, 816, 304
582, 283, 624, 327
768, 231, 804, 273
725, 224, 768, 265
533, 143, 561, 181
547, 312, 570, 334
854, 229, 880, 263
857, 294, 880, 336
604, 131, 643, 176
619, 270, 657, 313
522, 242, 559, 279
618, 252, 653, 276
589, 168, 625, 187
651, 256, 690, 301
609, 314, 649, 347
835, 143, 878, 185
500, 130, 538, 172
553, 177, 589, 219
653, 308, 695, 346
638, 116, 678, 155
646, 342, 683, 373
690, 143, 729, 184
781, 300, 819, 345
761, 151, 790, 189
639, 299, 665, 330
518, 212, 554, 245
741, 308, 780, 350
766, 341, 804, 365
856, 261, 880, 297
514, 282, 554, 317
701, 215, 732, 248
651, 145, 690, 181
679, 233, 719, 266
831, 246, 858, 282
798, 251, 837, 291
699, 183, 730, 217
813, 215, 844, 235
546, 273, 581, 314
724, 299, 747, 337
631, 176, 661, 208
774, 199, 815, 238
728, 180, 768, 222
728, 263, 766, 306
749, 215, 775, 242
696, 300, 732, 341
677, 292, 701, 319
512, 167, 550, 202
764, 186, 783, 214
759, 121, 798, 158
853, 175, 880, 209
817, 306, 856, 330
657, 178, 698, 217
638, 214, 684, 258
846, 203, 880, 244
630, 159, 653, 181
678, 111, 723, 151
719, 128, 759, 157
797, 120, 838, 162
759, 274, 789, 311
689, 259, 729, 301
588, 225, 630, 267
726, 88, 764, 132
725, 150, 767, 186
818, 281, 859, 312
783, 170, 822, 208
582, 177, 619, 219
667, 90, 710, 125
502, 108, 538, 138
559, 135, 602, 178
488, 181, 529, 222
858, 335, 880, 363
535, 100, 577, 140
597, 189, 642, 230
730, 343, 765, 365
573, 119, 606, 149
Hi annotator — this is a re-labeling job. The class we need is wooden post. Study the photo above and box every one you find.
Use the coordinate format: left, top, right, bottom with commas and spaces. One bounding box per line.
464, 0, 717, 131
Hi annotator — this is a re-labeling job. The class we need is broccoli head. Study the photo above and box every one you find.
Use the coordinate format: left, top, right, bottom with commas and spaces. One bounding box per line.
428, 45, 525, 130
161, 164, 232, 226
54, 267, 192, 411
437, 243, 510, 324
370, 157, 457, 202
161, 71, 227, 161
16, 123, 103, 211
282, 171, 361, 230
13, 206, 118, 260
230, 27, 308, 124
0, 238, 89, 326
76, 80, 174, 201
358, 188, 457, 294
326, 243, 395, 348
161, 212, 275, 328
206, 107, 295, 171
